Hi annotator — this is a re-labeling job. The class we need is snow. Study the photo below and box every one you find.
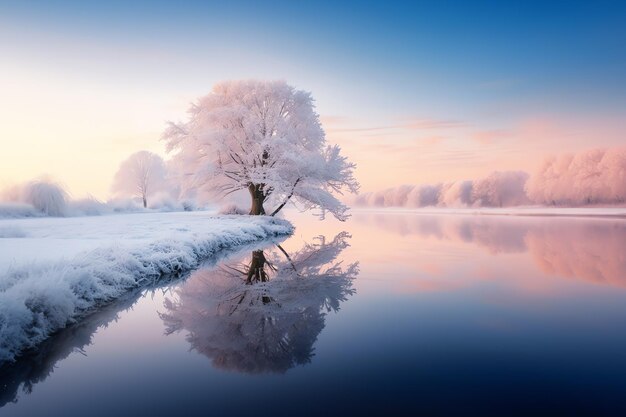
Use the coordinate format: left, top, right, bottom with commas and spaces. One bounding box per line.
0, 212, 293, 364
0, 203, 41, 219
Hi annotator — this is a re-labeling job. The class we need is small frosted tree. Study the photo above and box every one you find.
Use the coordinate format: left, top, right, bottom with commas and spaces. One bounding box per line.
1, 180, 69, 216
111, 151, 167, 208
162, 80, 359, 220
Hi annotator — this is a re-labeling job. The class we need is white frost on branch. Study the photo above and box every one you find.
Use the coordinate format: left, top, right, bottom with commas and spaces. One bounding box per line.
162, 80, 359, 220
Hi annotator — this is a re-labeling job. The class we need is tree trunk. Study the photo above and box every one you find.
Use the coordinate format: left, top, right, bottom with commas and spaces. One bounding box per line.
245, 250, 269, 284
142, 196, 147, 208
248, 183, 266, 215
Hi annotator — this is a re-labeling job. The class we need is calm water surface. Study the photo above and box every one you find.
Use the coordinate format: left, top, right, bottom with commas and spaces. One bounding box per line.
2, 210, 626, 416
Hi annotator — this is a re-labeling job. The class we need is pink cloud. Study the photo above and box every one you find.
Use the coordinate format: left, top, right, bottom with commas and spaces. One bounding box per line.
417, 135, 446, 146
471, 129, 513, 145
321, 115, 468, 134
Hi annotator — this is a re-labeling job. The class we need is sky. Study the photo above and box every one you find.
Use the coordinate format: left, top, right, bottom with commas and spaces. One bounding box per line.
1, 0, 625, 199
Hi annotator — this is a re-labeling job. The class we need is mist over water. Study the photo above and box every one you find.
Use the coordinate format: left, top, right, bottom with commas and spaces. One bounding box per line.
2, 210, 626, 416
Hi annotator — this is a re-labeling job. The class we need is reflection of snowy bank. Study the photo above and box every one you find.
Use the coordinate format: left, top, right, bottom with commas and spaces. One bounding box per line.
0, 213, 293, 364
160, 232, 358, 374
0, 289, 140, 407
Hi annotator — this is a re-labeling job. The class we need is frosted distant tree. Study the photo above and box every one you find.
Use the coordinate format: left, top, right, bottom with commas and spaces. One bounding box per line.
526, 147, 626, 205
440, 180, 473, 207
111, 151, 167, 208
472, 171, 530, 207
163, 80, 359, 220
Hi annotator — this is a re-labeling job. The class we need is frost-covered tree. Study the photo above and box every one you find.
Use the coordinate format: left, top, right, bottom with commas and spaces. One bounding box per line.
111, 151, 168, 208
163, 80, 359, 220
472, 171, 530, 207
526, 147, 626, 205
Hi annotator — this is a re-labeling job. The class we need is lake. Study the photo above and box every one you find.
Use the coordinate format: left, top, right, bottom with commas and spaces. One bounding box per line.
2, 210, 626, 416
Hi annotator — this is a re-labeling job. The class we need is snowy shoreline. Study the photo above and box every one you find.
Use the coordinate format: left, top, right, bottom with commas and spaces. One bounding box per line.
0, 213, 293, 364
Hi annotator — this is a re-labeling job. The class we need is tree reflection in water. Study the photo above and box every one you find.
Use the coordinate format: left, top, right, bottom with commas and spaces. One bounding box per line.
0, 233, 357, 405
159, 232, 358, 374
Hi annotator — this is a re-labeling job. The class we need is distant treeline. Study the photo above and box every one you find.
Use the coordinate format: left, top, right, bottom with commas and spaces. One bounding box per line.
354, 147, 626, 208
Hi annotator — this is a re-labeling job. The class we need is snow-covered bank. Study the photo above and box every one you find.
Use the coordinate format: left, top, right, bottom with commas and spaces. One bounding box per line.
0, 212, 293, 363
351, 206, 626, 218
0, 199, 199, 220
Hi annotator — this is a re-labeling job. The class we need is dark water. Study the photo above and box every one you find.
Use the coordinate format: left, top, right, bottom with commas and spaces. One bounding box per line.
2, 210, 626, 416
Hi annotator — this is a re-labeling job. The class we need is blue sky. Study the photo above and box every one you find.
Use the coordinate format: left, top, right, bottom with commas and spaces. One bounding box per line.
1, 0, 625, 196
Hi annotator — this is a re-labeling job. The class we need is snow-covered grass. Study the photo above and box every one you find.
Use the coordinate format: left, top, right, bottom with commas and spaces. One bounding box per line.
1, 179, 202, 219
0, 198, 204, 219
0, 203, 42, 219
218, 203, 247, 215
0, 212, 293, 364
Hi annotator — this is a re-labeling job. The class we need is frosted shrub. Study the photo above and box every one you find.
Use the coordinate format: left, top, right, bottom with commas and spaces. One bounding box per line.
20, 181, 68, 216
